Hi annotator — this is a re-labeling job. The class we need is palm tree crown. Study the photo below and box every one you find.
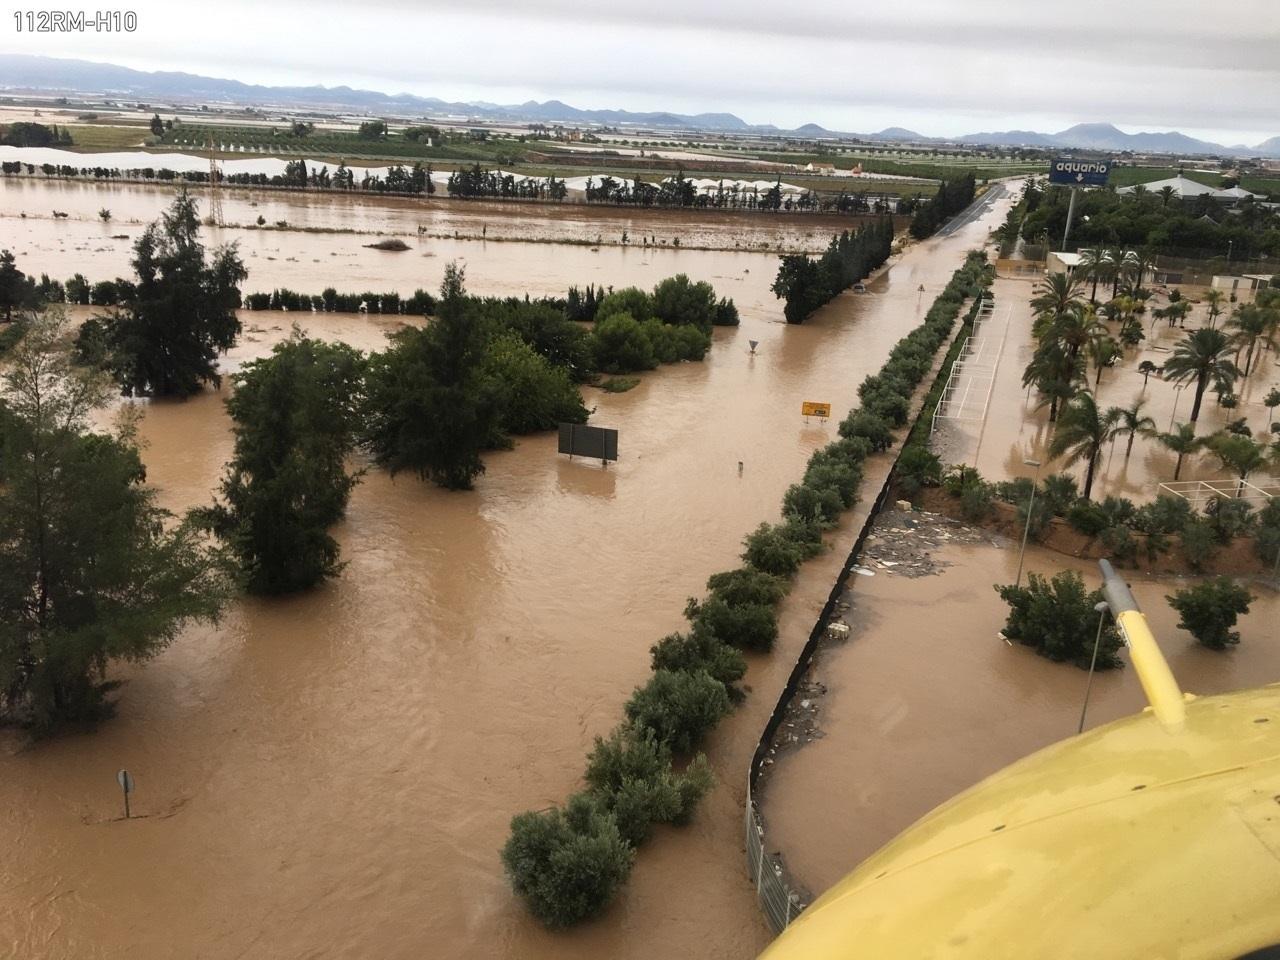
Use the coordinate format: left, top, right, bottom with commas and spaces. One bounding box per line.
1162, 328, 1240, 423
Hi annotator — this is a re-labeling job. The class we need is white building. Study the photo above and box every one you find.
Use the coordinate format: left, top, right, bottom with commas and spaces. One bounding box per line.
1116, 174, 1263, 203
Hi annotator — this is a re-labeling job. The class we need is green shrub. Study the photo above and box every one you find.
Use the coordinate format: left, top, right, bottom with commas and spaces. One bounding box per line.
623, 669, 731, 753
502, 793, 635, 928
650, 629, 746, 693
650, 274, 719, 328
838, 410, 893, 451
942, 464, 983, 495
861, 387, 911, 427
996, 570, 1123, 669
591, 312, 657, 373
685, 595, 777, 652
896, 446, 942, 497
1135, 496, 1193, 537
1040, 473, 1079, 516
742, 522, 807, 577
1257, 500, 1280, 566
802, 459, 862, 508
1205, 498, 1254, 543
595, 287, 654, 322
1067, 499, 1109, 537
1166, 578, 1255, 650
584, 725, 713, 845
959, 482, 993, 522
782, 481, 844, 527
1180, 516, 1216, 570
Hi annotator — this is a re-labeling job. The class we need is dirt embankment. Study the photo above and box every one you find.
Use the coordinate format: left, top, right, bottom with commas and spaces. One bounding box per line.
912, 486, 1272, 578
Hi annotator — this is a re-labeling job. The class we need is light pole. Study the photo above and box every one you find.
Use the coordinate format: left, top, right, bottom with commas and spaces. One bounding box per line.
1168, 382, 1187, 431
1014, 458, 1043, 589
1078, 601, 1111, 734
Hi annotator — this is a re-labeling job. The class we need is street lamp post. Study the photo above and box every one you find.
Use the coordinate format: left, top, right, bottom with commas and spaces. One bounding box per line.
1168, 382, 1187, 431
1014, 458, 1043, 589
1078, 601, 1111, 734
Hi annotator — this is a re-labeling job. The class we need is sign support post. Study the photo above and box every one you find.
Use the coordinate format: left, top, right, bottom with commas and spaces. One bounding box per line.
1061, 186, 1078, 250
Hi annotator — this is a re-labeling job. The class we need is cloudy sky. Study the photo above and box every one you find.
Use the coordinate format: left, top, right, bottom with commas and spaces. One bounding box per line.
7, 0, 1280, 144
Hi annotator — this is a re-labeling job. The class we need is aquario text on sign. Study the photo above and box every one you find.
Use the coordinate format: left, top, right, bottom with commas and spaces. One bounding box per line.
1049, 157, 1112, 187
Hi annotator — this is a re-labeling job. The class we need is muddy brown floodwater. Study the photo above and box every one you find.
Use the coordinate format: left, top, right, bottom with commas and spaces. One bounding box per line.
1, 176, 886, 256
0, 184, 1015, 959
765, 531, 1280, 897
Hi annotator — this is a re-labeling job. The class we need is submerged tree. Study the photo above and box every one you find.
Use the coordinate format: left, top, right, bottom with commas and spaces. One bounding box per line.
0, 312, 230, 732
81, 190, 247, 397
0, 249, 41, 322
1158, 423, 1203, 481
201, 333, 366, 594
362, 263, 500, 489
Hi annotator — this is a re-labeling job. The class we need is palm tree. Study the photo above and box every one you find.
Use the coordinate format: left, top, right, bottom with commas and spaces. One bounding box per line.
1112, 249, 1138, 299
1110, 397, 1157, 459
1049, 391, 1119, 500
1138, 360, 1159, 388
1030, 272, 1082, 326
1162, 327, 1240, 422
1131, 250, 1156, 290
1078, 247, 1107, 304
1158, 423, 1203, 481
1158, 185, 1176, 207
1023, 341, 1084, 422
1265, 387, 1280, 427
1043, 301, 1106, 366
1086, 333, 1121, 387
1226, 305, 1277, 377
1203, 288, 1226, 330
1206, 432, 1269, 496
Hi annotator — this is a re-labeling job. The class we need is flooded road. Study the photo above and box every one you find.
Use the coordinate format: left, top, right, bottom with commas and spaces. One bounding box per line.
1, 175, 884, 255
0, 186, 1014, 959
765, 532, 1280, 897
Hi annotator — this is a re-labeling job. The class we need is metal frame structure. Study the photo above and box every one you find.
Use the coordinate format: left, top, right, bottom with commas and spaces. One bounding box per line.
930, 298, 1007, 435
1157, 477, 1279, 506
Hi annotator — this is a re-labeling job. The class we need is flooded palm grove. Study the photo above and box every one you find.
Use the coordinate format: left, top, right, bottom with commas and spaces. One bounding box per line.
3, 172, 1271, 959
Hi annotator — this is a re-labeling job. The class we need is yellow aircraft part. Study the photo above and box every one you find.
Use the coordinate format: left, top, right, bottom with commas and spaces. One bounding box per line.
757, 683, 1280, 960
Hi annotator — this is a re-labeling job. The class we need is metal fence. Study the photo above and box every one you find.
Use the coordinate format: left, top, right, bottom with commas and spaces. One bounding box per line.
743, 285, 990, 934
743, 455, 900, 933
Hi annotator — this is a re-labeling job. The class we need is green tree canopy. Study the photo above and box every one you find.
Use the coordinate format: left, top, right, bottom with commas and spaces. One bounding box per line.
202, 333, 366, 595
0, 312, 230, 732
83, 190, 247, 397
362, 263, 500, 489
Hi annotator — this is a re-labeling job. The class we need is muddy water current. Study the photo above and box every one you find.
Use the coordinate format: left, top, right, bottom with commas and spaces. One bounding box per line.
766, 535, 1280, 896
0, 183, 1014, 959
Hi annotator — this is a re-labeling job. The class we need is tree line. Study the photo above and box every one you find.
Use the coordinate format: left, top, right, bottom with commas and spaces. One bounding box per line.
0, 194, 738, 732
501, 251, 993, 927
446, 164, 568, 200
770, 219, 895, 323
0, 121, 73, 147
907, 172, 976, 239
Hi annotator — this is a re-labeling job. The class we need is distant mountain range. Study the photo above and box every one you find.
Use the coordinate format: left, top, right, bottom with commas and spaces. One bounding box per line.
1, 54, 1277, 157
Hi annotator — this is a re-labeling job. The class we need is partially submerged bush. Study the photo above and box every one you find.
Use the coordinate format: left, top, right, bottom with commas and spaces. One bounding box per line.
584, 724, 713, 846
502, 793, 635, 928
996, 570, 1123, 669
650, 628, 746, 693
1166, 578, 1255, 650
624, 669, 731, 753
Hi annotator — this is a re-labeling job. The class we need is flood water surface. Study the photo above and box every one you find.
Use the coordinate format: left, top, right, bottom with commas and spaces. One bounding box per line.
0, 187, 1014, 959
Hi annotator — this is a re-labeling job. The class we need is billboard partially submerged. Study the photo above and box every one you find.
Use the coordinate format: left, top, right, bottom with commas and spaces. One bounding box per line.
558, 423, 618, 462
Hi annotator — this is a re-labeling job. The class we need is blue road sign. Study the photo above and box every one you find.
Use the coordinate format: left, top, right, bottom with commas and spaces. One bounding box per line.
1049, 157, 1112, 187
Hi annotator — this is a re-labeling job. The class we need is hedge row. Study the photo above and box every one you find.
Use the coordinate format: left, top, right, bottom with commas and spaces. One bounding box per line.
242, 288, 437, 314
501, 248, 994, 928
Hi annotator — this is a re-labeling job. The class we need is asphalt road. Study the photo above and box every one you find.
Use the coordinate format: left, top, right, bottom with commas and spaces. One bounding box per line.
936, 180, 1008, 238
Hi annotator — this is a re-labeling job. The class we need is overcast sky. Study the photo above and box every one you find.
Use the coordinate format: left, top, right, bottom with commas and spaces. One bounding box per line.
7, 0, 1279, 144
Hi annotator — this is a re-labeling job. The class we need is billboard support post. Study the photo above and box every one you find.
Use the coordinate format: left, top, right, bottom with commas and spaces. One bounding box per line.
1062, 186, 1078, 251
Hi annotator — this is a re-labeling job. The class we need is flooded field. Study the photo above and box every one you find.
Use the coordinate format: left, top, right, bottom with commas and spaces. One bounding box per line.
1, 172, 885, 253
932, 275, 1280, 500
0, 185, 1015, 957
764, 530, 1280, 897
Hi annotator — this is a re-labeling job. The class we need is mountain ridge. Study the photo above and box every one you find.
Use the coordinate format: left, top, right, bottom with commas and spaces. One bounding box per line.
0, 55, 1275, 156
